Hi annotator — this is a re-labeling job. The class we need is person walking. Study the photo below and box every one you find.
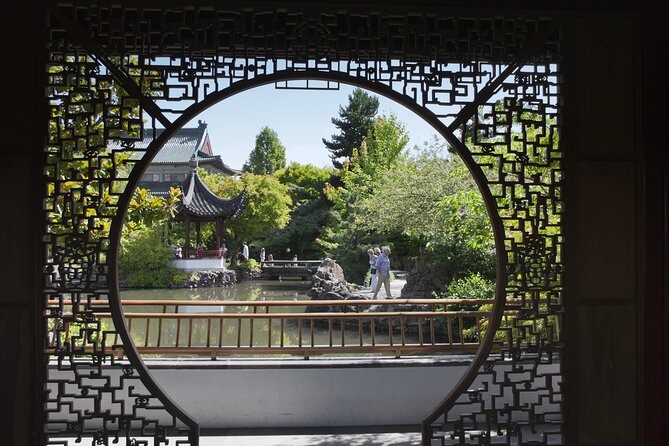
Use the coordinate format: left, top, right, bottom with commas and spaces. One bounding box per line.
372, 246, 392, 299
367, 248, 378, 291
242, 242, 249, 261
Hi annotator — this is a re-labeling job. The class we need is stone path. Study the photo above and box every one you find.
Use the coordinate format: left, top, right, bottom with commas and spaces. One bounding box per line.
353, 270, 407, 299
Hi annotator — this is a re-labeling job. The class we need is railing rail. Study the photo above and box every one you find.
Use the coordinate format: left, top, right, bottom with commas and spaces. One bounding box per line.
46, 298, 534, 359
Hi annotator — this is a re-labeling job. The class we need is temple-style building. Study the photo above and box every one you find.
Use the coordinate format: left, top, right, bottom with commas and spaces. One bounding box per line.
137, 120, 240, 196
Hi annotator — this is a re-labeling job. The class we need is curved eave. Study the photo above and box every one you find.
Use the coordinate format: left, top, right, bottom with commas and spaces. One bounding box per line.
177, 172, 245, 219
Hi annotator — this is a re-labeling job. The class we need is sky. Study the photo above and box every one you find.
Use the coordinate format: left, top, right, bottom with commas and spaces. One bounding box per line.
181, 83, 445, 170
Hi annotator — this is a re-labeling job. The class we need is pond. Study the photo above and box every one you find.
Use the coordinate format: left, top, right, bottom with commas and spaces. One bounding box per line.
121, 279, 312, 305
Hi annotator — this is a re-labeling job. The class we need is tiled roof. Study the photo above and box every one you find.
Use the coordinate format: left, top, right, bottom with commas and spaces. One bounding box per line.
116, 124, 240, 175
178, 167, 245, 219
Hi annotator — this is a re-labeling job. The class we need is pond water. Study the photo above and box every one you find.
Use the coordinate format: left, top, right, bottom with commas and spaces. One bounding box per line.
121, 279, 312, 305
119, 280, 390, 356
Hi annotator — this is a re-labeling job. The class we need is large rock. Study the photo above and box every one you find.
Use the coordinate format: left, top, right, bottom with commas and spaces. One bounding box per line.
400, 262, 447, 298
309, 258, 352, 298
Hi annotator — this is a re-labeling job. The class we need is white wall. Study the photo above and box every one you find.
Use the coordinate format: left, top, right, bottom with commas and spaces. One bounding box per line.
47, 357, 561, 430
149, 359, 466, 428
172, 258, 227, 269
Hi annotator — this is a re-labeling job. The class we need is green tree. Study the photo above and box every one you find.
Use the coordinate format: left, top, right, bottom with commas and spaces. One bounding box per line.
351, 114, 410, 175
317, 115, 414, 282
323, 88, 379, 168
201, 171, 292, 256
260, 198, 331, 259
243, 127, 287, 175
353, 144, 495, 280
265, 163, 335, 258
275, 163, 335, 202
354, 149, 479, 238
124, 186, 182, 233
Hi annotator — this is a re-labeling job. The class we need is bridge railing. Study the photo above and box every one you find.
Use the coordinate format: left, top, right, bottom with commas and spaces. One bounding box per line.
45, 298, 538, 359
260, 259, 323, 268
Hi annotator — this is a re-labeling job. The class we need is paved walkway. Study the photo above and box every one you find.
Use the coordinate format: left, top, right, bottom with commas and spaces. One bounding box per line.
353, 270, 407, 299
199, 432, 421, 445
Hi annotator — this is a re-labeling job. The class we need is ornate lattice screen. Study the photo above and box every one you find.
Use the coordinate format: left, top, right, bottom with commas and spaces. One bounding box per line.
44, 4, 562, 445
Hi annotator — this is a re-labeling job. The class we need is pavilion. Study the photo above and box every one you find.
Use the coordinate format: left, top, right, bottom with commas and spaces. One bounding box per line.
174, 157, 245, 260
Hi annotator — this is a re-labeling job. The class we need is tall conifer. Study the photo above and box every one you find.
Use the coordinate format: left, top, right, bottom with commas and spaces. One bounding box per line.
323, 88, 379, 168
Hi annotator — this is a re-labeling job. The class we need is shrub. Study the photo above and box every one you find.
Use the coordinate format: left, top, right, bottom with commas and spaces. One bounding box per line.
118, 225, 179, 288
447, 272, 495, 300
234, 258, 261, 274
434, 272, 495, 309
434, 272, 496, 342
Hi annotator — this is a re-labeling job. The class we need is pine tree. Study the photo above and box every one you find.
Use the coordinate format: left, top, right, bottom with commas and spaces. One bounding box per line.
243, 127, 287, 175
323, 88, 379, 168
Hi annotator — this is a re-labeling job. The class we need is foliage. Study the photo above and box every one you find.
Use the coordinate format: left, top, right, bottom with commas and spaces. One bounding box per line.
435, 272, 495, 308
434, 272, 556, 344
200, 171, 292, 256
432, 272, 495, 342
243, 126, 286, 175
118, 224, 180, 288
354, 147, 477, 237
261, 163, 336, 259
350, 114, 409, 175
425, 240, 496, 285
434, 190, 493, 250
234, 258, 261, 274
124, 186, 182, 236
351, 141, 495, 282
275, 163, 335, 202
318, 116, 418, 283
323, 88, 379, 168
259, 198, 331, 259
47, 57, 159, 244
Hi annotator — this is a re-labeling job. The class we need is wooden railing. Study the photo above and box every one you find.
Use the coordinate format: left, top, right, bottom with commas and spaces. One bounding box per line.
47, 298, 522, 359
195, 249, 225, 259
260, 259, 323, 279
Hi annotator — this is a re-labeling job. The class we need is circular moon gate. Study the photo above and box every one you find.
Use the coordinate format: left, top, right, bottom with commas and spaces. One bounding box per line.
43, 5, 563, 445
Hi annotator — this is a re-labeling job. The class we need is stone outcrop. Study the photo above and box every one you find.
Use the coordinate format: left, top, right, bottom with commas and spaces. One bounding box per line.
172, 269, 237, 288
400, 262, 446, 298
308, 258, 354, 299
234, 267, 261, 281
307, 258, 360, 312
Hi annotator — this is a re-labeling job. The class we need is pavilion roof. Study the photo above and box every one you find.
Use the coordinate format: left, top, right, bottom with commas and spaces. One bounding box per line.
177, 164, 245, 219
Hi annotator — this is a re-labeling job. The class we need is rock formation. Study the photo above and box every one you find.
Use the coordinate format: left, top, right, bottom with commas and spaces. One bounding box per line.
400, 262, 447, 298
172, 269, 237, 288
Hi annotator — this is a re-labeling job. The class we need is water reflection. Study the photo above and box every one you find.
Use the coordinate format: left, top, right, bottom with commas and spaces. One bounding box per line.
121, 280, 310, 304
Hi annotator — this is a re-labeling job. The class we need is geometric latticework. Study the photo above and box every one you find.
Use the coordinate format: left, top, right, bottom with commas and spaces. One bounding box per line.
44, 4, 562, 445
